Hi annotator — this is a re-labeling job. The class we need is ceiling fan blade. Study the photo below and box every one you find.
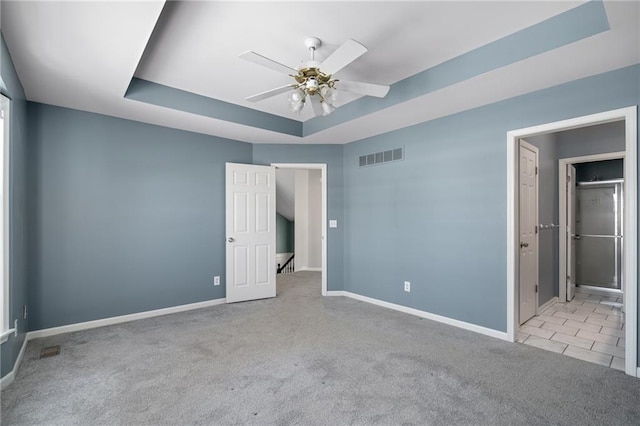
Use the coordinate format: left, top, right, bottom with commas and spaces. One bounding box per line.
309, 94, 323, 117
320, 39, 368, 75
337, 80, 390, 98
246, 84, 297, 102
239, 51, 297, 75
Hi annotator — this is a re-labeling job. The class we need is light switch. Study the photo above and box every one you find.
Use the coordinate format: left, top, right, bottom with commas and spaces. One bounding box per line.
329, 220, 338, 228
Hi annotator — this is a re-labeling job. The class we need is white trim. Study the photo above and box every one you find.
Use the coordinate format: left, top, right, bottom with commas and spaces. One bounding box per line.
538, 296, 558, 313
272, 163, 328, 296
27, 298, 226, 340
506, 106, 637, 378
1, 95, 10, 338
325, 291, 345, 297
341, 291, 509, 341
0, 327, 16, 342
0, 334, 27, 390
297, 267, 322, 272
558, 151, 625, 303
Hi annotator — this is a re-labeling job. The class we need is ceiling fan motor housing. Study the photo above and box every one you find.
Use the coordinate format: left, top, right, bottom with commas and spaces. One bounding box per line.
295, 67, 333, 95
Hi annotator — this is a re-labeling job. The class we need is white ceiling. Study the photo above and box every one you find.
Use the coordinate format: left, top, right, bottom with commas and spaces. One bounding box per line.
1, 1, 638, 145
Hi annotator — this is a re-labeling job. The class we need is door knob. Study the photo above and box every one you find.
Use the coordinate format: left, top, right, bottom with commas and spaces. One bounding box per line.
228, 237, 234, 242
520, 242, 529, 248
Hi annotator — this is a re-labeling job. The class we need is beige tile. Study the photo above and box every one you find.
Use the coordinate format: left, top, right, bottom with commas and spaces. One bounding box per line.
576, 329, 619, 345
592, 342, 625, 358
541, 322, 579, 336
610, 357, 625, 371
516, 332, 530, 343
553, 304, 578, 314
593, 306, 614, 315
585, 312, 609, 320
525, 318, 544, 328
521, 325, 555, 339
564, 319, 601, 333
537, 315, 567, 325
606, 311, 623, 320
585, 316, 623, 330
600, 326, 625, 338
523, 336, 567, 354
617, 339, 625, 349
553, 311, 588, 322
541, 308, 557, 316
564, 345, 612, 367
551, 332, 594, 349
572, 306, 596, 314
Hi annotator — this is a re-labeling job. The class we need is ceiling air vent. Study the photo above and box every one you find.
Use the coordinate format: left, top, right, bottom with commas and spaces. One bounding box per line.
359, 147, 403, 167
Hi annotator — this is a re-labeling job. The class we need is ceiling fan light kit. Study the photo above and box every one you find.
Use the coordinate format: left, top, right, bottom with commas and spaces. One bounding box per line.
241, 37, 390, 117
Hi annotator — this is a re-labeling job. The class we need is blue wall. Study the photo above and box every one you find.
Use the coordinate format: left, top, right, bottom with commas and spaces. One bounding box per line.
27, 103, 252, 330
252, 144, 344, 291
0, 36, 29, 377
343, 65, 640, 333
276, 213, 294, 253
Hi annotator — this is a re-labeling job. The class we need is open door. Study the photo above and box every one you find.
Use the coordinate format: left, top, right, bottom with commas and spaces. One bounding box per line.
225, 163, 276, 303
519, 140, 538, 324
566, 164, 577, 301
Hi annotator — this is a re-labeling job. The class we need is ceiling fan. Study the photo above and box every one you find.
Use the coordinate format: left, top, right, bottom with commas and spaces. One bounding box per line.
240, 37, 390, 116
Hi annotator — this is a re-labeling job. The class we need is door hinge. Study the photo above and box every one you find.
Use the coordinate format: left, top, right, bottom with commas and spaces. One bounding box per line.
535, 225, 538, 234
535, 284, 538, 293
567, 175, 571, 182
535, 166, 538, 175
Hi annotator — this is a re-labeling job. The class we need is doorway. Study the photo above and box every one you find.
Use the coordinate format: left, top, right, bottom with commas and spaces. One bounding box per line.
507, 106, 637, 377
273, 163, 327, 296
559, 153, 625, 302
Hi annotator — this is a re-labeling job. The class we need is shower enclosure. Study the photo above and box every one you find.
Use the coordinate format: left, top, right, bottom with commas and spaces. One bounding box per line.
574, 179, 623, 291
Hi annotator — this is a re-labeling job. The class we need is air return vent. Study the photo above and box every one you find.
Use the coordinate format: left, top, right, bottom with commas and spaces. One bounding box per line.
359, 147, 403, 167
40, 345, 61, 359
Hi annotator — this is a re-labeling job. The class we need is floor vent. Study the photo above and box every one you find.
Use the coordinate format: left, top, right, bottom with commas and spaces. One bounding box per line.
359, 147, 403, 168
40, 345, 61, 359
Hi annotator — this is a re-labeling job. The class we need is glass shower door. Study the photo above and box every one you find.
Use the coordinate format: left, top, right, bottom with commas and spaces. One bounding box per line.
574, 180, 623, 290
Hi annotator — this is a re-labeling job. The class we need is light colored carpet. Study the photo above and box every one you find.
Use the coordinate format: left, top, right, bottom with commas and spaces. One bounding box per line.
2, 271, 639, 425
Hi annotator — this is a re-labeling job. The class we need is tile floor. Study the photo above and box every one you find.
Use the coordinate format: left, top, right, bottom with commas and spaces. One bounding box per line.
519, 290, 625, 370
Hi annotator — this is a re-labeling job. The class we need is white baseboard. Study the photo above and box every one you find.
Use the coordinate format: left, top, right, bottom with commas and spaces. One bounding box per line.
0, 335, 28, 390
297, 267, 322, 272
325, 291, 346, 297
27, 298, 226, 340
538, 296, 558, 313
340, 291, 509, 341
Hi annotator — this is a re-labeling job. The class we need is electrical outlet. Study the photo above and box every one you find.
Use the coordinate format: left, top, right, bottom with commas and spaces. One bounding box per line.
404, 281, 411, 292
214, 276, 220, 286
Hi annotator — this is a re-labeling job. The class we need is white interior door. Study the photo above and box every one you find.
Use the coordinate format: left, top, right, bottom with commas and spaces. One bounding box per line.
225, 163, 276, 303
519, 140, 538, 324
566, 164, 577, 301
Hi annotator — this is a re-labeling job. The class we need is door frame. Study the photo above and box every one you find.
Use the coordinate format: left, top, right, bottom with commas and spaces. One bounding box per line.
506, 106, 637, 377
558, 151, 625, 303
518, 139, 540, 324
272, 163, 328, 296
